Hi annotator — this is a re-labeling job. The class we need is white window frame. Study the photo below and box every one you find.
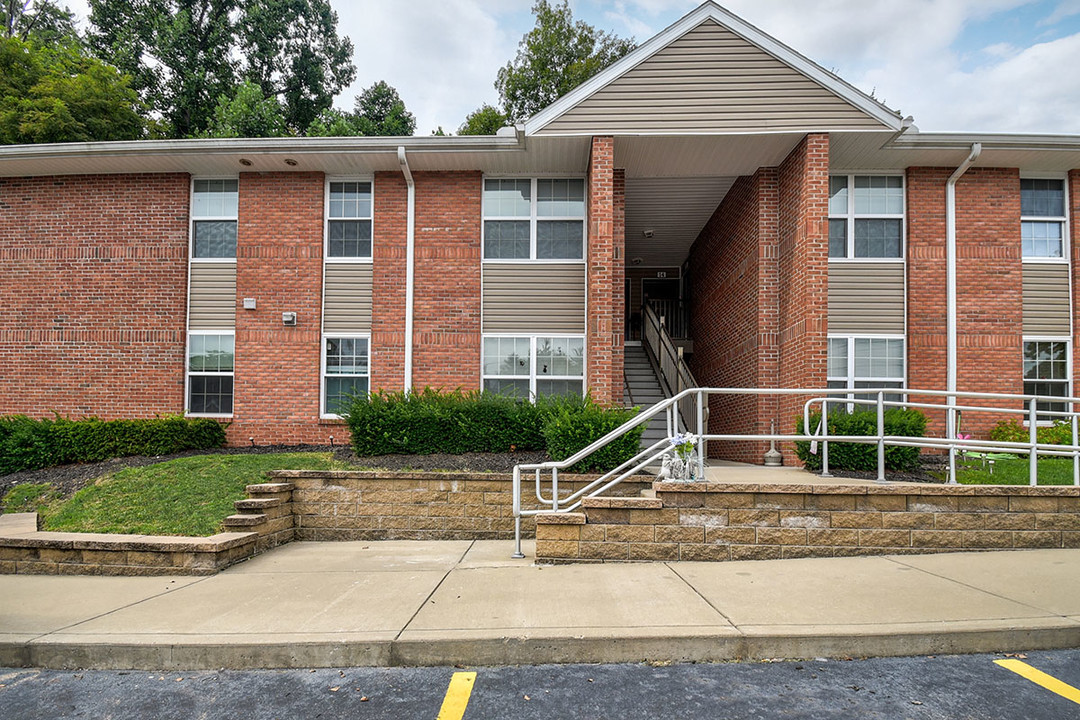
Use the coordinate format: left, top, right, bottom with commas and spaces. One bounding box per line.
190, 177, 239, 263
1020, 174, 1069, 263
481, 334, 586, 399
324, 176, 374, 264
827, 334, 907, 410
828, 173, 906, 262
1022, 336, 1073, 423
320, 333, 371, 419
185, 330, 235, 418
481, 176, 587, 263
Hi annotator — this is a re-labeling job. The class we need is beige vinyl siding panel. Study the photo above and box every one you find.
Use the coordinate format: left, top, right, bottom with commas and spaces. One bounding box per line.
1023, 263, 1071, 335
538, 20, 887, 135
483, 263, 586, 333
323, 264, 373, 332
188, 263, 236, 329
828, 262, 905, 335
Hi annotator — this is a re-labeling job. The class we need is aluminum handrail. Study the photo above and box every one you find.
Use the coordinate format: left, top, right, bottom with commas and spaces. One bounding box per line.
510, 386, 1080, 557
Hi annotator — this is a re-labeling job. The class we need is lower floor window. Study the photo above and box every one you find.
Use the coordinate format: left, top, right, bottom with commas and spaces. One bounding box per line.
1023, 339, 1071, 420
483, 335, 584, 399
188, 333, 234, 415
323, 336, 370, 416
827, 336, 905, 410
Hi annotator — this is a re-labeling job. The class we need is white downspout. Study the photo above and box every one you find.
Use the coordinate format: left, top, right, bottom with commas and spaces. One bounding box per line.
398, 146, 415, 393
945, 142, 981, 482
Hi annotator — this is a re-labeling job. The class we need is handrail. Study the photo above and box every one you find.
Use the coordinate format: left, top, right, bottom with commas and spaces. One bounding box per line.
509, 385, 1080, 557
641, 302, 703, 433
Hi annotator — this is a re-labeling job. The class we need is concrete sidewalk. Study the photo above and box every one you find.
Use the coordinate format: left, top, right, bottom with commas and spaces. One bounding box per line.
1, 542, 1078, 670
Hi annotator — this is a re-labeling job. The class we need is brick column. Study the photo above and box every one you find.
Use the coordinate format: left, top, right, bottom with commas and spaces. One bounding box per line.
586, 136, 623, 406
371, 171, 407, 391
232, 172, 325, 445
412, 171, 483, 389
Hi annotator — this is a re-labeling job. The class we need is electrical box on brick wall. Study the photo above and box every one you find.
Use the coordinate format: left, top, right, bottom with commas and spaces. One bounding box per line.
282, 312, 297, 326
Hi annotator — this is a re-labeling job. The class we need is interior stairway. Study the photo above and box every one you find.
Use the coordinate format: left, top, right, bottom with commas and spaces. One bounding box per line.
623, 344, 670, 453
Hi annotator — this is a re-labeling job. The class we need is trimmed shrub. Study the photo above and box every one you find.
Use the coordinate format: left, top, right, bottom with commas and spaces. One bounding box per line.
0, 415, 228, 475
794, 408, 927, 473
542, 404, 644, 473
344, 389, 643, 472
990, 418, 1074, 446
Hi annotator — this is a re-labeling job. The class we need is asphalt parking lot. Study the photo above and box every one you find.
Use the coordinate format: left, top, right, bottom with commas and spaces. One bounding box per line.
1, 649, 1078, 719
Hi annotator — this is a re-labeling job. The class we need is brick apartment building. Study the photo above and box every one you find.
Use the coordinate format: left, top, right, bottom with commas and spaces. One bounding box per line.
2, 2, 1079, 456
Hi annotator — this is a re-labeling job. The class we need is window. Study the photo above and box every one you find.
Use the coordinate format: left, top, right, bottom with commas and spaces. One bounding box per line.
827, 336, 905, 409
188, 333, 234, 415
322, 336, 369, 416
327, 181, 372, 259
482, 336, 584, 398
192, 179, 238, 259
1023, 339, 1070, 419
1021, 178, 1066, 259
829, 175, 904, 259
483, 178, 585, 260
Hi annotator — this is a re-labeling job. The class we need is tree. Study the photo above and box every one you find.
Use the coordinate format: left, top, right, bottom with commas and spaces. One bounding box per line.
87, 0, 356, 138
304, 107, 358, 137
202, 80, 288, 138
495, 0, 635, 123
237, 0, 355, 132
458, 103, 507, 135
2, 0, 79, 44
352, 80, 415, 136
0, 37, 144, 144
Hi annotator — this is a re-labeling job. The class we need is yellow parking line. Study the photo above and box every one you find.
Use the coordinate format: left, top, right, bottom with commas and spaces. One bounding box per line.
995, 659, 1080, 706
436, 671, 477, 720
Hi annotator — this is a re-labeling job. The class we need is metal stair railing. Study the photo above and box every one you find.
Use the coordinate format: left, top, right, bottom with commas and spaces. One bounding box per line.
641, 301, 704, 433
511, 386, 1080, 557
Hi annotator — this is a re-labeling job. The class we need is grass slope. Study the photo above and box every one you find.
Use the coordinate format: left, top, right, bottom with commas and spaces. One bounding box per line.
2, 452, 346, 536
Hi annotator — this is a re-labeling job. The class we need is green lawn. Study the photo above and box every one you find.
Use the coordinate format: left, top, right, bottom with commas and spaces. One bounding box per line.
953, 456, 1078, 486
1, 452, 348, 536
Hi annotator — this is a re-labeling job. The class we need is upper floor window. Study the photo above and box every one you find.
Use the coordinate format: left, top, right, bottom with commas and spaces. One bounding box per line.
1021, 178, 1066, 259
192, 179, 238, 259
483, 178, 585, 260
829, 175, 904, 259
327, 181, 372, 259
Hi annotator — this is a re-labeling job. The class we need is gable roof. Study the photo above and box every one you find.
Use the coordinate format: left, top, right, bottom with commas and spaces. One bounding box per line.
524, 1, 904, 136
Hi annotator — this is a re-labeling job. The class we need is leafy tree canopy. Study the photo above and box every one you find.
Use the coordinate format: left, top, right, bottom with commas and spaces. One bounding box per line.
0, 36, 144, 144
87, 0, 356, 138
2, 0, 79, 44
352, 80, 415, 136
201, 79, 288, 138
457, 103, 507, 136
495, 0, 634, 123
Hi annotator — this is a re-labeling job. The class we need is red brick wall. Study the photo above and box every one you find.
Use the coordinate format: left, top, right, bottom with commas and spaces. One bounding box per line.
371, 171, 407, 391
1072, 170, 1080, 412
907, 166, 1022, 437
776, 134, 829, 429
0, 174, 189, 418
586, 137, 624, 406
231, 171, 325, 445
412, 171, 482, 390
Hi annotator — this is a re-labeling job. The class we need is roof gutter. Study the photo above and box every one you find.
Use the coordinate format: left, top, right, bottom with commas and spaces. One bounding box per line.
398, 146, 416, 393
945, 142, 981, 477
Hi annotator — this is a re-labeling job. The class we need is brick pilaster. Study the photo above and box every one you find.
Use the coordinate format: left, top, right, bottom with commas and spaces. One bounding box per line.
586, 137, 623, 406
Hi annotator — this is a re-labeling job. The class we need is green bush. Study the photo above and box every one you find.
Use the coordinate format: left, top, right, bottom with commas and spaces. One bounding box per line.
989, 418, 1074, 446
794, 408, 927, 472
542, 404, 644, 473
0, 415, 227, 475
344, 388, 643, 472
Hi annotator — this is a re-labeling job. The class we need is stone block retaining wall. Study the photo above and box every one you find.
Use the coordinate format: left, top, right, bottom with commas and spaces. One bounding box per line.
536, 481, 1080, 563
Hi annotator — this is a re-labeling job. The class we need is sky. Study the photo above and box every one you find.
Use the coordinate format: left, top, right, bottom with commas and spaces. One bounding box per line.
62, 0, 1080, 135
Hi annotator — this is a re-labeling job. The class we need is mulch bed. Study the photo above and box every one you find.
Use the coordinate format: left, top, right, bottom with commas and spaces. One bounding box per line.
808, 454, 948, 484
0, 445, 552, 502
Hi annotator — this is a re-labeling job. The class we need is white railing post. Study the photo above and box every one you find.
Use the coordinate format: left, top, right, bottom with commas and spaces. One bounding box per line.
696, 389, 705, 480
551, 467, 560, 511
1029, 398, 1038, 487
947, 402, 957, 484
821, 399, 831, 478
876, 390, 885, 482
512, 465, 524, 558
1073, 407, 1079, 487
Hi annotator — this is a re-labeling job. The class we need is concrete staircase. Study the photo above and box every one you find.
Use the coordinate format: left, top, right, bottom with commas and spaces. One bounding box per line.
623, 344, 669, 452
